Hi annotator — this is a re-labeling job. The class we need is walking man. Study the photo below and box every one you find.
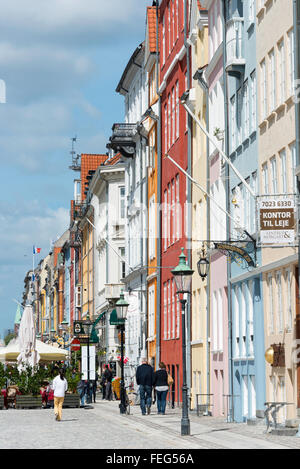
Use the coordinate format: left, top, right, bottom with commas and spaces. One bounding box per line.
136, 357, 154, 415
52, 369, 68, 421
103, 365, 113, 401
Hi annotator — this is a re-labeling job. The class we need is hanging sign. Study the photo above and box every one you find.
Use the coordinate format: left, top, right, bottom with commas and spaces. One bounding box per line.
214, 242, 255, 267
256, 194, 298, 247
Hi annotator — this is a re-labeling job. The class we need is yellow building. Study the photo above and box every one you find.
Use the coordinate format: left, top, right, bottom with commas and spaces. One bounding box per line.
80, 206, 95, 321
189, 0, 209, 410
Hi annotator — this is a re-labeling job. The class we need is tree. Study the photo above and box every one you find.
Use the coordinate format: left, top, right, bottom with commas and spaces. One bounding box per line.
4, 332, 16, 346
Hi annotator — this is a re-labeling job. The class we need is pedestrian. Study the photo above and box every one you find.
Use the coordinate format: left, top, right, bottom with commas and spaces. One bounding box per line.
100, 372, 106, 400
92, 372, 99, 403
52, 369, 68, 421
136, 357, 154, 415
153, 362, 169, 415
103, 365, 113, 401
77, 379, 86, 407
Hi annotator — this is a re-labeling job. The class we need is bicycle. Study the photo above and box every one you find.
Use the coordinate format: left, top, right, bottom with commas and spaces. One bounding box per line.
123, 386, 137, 415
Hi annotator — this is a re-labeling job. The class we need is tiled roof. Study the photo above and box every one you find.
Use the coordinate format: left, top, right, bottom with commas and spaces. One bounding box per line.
81, 154, 108, 201
104, 152, 122, 166
147, 6, 157, 53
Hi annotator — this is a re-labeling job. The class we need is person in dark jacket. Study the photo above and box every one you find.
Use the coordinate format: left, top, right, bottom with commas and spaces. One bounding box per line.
153, 362, 169, 415
103, 365, 113, 401
136, 358, 154, 415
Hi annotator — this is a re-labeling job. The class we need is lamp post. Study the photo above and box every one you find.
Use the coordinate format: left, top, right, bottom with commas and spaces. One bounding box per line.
171, 248, 194, 436
59, 319, 69, 349
115, 290, 129, 414
82, 313, 93, 404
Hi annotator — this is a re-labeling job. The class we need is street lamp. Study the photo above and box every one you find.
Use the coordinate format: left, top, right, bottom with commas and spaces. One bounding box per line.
82, 313, 94, 404
197, 248, 210, 281
171, 248, 194, 436
115, 289, 129, 414
59, 319, 69, 349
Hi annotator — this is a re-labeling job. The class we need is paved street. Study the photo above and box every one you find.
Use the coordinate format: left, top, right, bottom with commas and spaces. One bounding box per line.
1, 397, 300, 449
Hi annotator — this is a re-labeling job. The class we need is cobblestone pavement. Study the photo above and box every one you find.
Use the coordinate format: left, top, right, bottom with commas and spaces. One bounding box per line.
1, 397, 300, 449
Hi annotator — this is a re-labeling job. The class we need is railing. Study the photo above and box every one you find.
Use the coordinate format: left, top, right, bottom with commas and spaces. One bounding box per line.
226, 18, 244, 64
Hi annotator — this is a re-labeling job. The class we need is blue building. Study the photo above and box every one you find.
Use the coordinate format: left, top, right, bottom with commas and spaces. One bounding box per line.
223, 0, 265, 422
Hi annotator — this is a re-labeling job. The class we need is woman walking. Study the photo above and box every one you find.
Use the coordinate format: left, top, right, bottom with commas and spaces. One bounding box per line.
153, 362, 169, 415
52, 369, 68, 421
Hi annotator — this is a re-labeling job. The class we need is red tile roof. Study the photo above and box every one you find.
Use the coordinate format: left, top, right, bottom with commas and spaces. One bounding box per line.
197, 1, 205, 10
80, 154, 108, 201
147, 6, 157, 53
104, 152, 122, 166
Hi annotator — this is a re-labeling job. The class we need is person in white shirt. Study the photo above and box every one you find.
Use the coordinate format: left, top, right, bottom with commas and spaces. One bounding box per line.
52, 369, 68, 421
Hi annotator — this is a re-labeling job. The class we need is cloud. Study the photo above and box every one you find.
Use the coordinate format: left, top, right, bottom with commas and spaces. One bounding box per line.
0, 0, 146, 49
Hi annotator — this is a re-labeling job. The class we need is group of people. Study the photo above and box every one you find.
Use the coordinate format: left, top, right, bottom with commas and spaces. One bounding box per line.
136, 358, 172, 416
77, 373, 99, 407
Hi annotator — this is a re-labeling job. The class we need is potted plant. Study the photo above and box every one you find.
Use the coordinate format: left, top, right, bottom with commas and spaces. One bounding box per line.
62, 368, 81, 408
15, 365, 42, 409
213, 127, 225, 140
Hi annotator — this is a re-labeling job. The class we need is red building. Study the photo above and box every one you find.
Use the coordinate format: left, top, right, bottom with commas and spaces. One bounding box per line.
159, 0, 191, 405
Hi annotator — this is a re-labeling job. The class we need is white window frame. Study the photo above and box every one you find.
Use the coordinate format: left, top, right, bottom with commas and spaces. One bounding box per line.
279, 149, 287, 193
267, 274, 275, 334
250, 70, 257, 133
268, 49, 276, 112
278, 39, 286, 104
260, 59, 267, 120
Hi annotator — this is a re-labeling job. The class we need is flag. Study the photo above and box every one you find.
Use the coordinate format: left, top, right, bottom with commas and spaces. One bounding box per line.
33, 246, 41, 254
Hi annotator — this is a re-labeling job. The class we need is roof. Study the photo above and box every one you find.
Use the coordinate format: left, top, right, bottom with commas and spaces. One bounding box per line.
104, 152, 122, 166
147, 7, 157, 54
81, 154, 108, 201
116, 42, 144, 95
197, 1, 205, 10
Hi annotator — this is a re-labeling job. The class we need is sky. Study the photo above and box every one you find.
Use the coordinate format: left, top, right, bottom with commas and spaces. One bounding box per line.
0, 0, 150, 338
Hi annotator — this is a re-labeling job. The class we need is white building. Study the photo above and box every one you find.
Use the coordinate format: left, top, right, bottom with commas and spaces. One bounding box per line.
108, 42, 149, 384
89, 156, 126, 375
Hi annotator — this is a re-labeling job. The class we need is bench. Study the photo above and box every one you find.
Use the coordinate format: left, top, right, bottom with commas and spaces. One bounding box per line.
63, 393, 80, 408
16, 395, 42, 409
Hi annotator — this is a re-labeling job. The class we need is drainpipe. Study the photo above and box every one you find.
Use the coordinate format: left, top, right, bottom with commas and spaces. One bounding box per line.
293, 0, 300, 412
222, 0, 234, 422
194, 67, 211, 404
155, 0, 162, 370
184, 0, 192, 399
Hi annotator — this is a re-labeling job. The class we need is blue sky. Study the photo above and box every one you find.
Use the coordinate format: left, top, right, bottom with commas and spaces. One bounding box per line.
0, 0, 150, 338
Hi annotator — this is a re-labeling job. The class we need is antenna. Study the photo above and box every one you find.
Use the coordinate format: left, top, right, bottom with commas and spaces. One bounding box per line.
69, 135, 81, 171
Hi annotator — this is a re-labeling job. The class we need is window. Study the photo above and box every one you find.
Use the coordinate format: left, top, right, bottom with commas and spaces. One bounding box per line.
268, 49, 276, 111
168, 3, 171, 55
149, 196, 156, 259
163, 190, 167, 251
230, 95, 236, 151
171, 0, 174, 49
168, 183, 171, 246
250, 71, 257, 132
176, 80, 179, 139
162, 15, 166, 65
243, 80, 249, 139
251, 172, 258, 233
212, 291, 218, 351
262, 162, 269, 195
248, 281, 254, 356
217, 289, 223, 351
167, 280, 171, 339
119, 186, 125, 221
175, 174, 180, 240
279, 149, 287, 193
168, 94, 171, 149
172, 279, 175, 338
148, 285, 155, 338
278, 39, 286, 103
237, 88, 242, 145
163, 283, 167, 339
241, 283, 247, 357
234, 286, 240, 358
270, 157, 277, 194
267, 274, 274, 334
260, 59, 267, 119
288, 29, 295, 96
119, 247, 126, 280
289, 142, 297, 192
171, 178, 175, 243
172, 87, 175, 145
285, 269, 292, 331
164, 104, 167, 153
276, 271, 283, 333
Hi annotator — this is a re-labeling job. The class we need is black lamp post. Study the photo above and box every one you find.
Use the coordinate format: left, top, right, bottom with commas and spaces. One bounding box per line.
171, 248, 194, 436
115, 289, 129, 414
82, 313, 93, 404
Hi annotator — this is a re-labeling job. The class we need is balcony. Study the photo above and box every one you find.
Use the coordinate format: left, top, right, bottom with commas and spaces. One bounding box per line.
226, 18, 245, 78
107, 123, 138, 158
105, 283, 124, 301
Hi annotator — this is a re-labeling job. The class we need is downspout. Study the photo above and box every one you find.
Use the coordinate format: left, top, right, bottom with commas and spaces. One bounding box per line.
184, 0, 192, 399
156, 0, 162, 370
293, 0, 300, 412
222, 0, 234, 422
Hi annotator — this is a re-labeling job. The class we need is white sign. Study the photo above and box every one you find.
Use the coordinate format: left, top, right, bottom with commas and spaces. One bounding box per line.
81, 345, 96, 380
257, 194, 298, 246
